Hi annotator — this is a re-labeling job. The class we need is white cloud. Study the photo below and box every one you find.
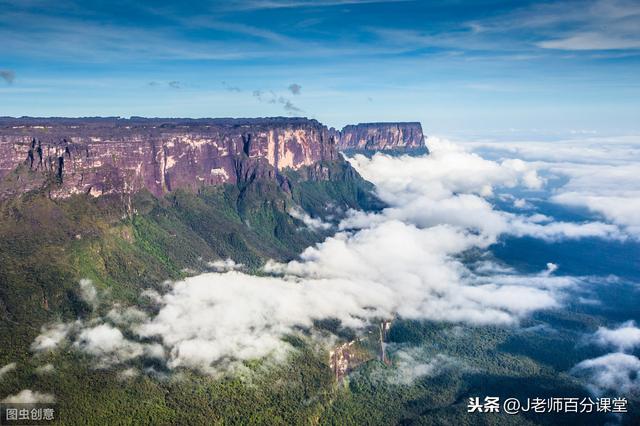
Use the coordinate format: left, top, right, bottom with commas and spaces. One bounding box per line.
31, 322, 75, 352
136, 218, 573, 371
513, 198, 529, 209
223, 0, 411, 11
106, 306, 148, 326
0, 362, 17, 379
481, 0, 640, 51
388, 351, 460, 385
543, 262, 558, 275
463, 136, 640, 237
32, 136, 628, 375
347, 138, 541, 205
344, 137, 622, 241
136, 271, 362, 371
572, 353, 640, 394
551, 192, 640, 236
140, 289, 163, 304
591, 321, 640, 352
35, 364, 55, 374
74, 324, 145, 367
118, 368, 139, 380
2, 390, 55, 404
288, 207, 331, 231
79, 278, 98, 307
31, 316, 164, 369
208, 258, 245, 272
78, 138, 591, 372
75, 324, 130, 354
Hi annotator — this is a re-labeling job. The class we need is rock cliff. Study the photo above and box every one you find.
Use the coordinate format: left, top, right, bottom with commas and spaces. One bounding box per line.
338, 122, 427, 154
0, 117, 427, 199
0, 117, 339, 198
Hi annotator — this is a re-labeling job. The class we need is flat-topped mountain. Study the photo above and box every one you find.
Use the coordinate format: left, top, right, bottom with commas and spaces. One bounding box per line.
338, 122, 427, 154
0, 117, 427, 199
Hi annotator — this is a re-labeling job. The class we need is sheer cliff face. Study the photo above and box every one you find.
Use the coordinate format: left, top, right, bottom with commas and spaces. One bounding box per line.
338, 122, 426, 152
0, 118, 339, 198
0, 118, 427, 199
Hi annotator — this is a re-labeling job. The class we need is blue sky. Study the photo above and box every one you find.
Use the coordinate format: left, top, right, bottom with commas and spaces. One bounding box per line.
1, 0, 639, 134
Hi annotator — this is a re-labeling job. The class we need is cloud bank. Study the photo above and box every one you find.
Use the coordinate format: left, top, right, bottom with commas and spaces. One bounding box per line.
130, 139, 591, 371
465, 135, 640, 237
32, 136, 631, 374
343, 137, 622, 241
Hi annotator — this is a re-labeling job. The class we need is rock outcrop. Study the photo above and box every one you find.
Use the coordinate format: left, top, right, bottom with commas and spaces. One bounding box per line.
0, 117, 339, 198
338, 122, 427, 154
0, 117, 427, 199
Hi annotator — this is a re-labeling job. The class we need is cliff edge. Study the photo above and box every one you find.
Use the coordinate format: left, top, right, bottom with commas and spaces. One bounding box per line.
0, 117, 339, 198
0, 117, 427, 200
337, 122, 427, 154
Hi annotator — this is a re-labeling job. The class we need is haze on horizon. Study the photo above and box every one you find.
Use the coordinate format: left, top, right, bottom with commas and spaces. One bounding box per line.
1, 0, 639, 136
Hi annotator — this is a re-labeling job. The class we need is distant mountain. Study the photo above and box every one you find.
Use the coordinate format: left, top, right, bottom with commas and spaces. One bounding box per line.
337, 122, 428, 155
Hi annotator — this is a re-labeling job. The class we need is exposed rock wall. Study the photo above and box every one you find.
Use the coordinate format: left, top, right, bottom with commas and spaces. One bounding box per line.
0, 117, 427, 199
0, 117, 339, 198
338, 122, 426, 153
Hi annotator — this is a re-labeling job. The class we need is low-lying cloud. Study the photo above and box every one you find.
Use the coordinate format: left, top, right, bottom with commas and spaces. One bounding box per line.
79, 278, 98, 307
2, 390, 55, 404
35, 364, 55, 374
465, 135, 640, 237
591, 321, 640, 352
208, 258, 245, 272
123, 217, 574, 372
573, 319, 640, 394
31, 322, 76, 352
572, 353, 640, 394
288, 207, 331, 231
344, 137, 624, 241
32, 136, 629, 374
0, 362, 17, 379
387, 350, 461, 385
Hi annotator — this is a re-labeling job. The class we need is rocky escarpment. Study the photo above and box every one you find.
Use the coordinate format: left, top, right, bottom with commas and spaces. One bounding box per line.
338, 122, 427, 154
0, 117, 428, 200
0, 117, 340, 199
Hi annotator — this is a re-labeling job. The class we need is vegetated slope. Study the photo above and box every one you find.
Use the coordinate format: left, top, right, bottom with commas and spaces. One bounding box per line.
0, 156, 380, 354
0, 117, 460, 425
0, 154, 390, 424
